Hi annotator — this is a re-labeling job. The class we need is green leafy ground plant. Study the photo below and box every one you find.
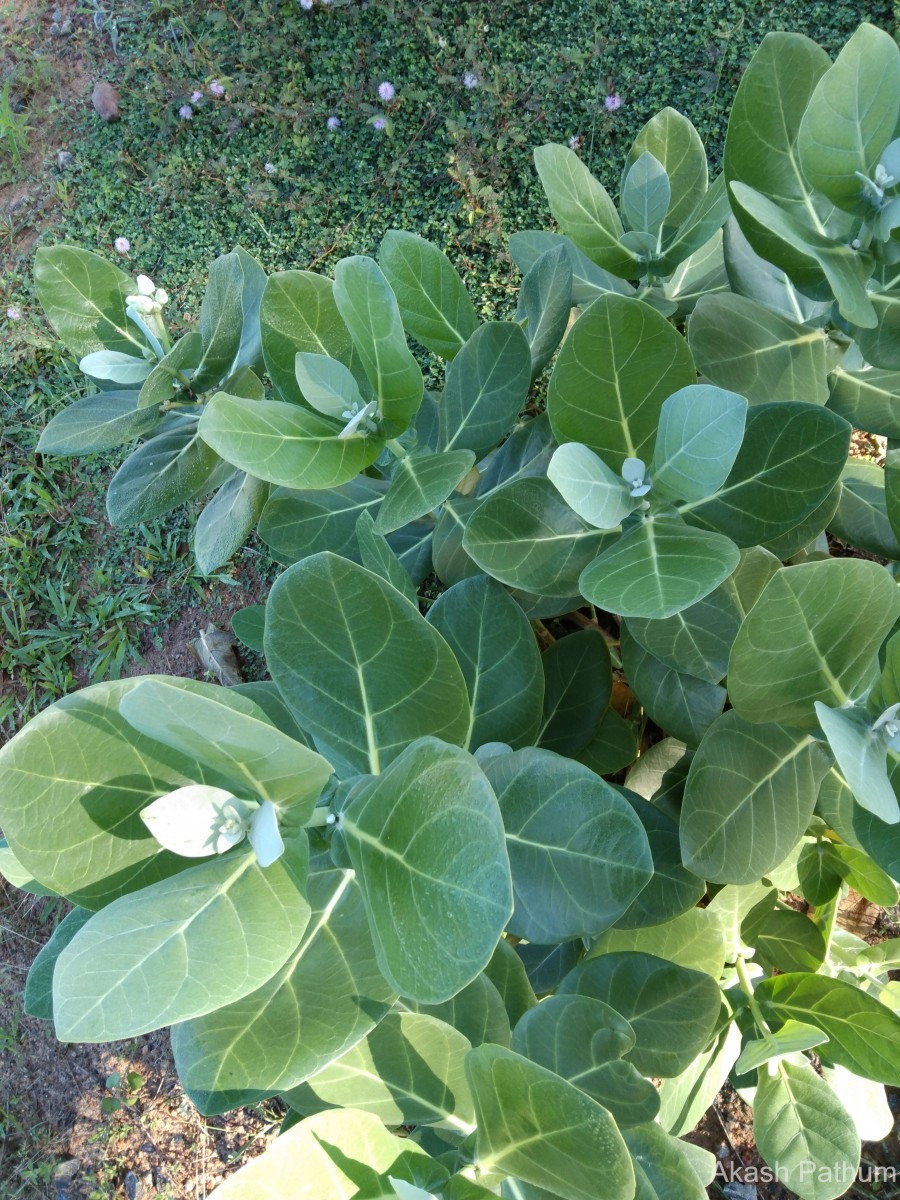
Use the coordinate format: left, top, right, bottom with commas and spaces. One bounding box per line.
2, 19, 900, 1200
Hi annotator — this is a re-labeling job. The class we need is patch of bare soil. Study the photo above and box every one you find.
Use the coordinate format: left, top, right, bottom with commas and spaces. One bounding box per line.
0, 884, 279, 1200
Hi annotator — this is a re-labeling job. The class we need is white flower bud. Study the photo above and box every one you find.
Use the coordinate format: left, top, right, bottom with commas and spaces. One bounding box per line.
154, 288, 170, 306
135, 274, 156, 296
126, 294, 156, 315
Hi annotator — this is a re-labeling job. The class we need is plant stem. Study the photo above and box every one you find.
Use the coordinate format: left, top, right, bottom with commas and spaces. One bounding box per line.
304, 807, 333, 828
386, 437, 408, 460
734, 954, 772, 1035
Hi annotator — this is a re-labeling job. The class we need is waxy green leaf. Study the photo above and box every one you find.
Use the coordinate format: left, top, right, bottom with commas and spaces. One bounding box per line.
35, 245, 147, 358
688, 293, 829, 407
54, 848, 310, 1042
464, 477, 611, 597
284, 1012, 475, 1131
375, 449, 475, 535
265, 554, 469, 776
465, 1044, 635, 1200
199, 394, 382, 490
559, 952, 721, 1077
427, 576, 544, 750
337, 738, 512, 1004
439, 322, 531, 460
548, 295, 695, 472
680, 711, 831, 883
650, 384, 747, 503
729, 560, 900, 727
533, 144, 637, 278
379, 231, 478, 360
333, 256, 424, 436
172, 869, 396, 1113
580, 518, 740, 620
483, 748, 652, 942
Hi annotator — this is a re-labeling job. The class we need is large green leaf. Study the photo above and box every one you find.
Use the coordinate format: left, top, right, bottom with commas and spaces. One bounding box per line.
210, 1109, 444, 1200
137, 330, 202, 408
628, 108, 707, 231
729, 182, 875, 328
333, 255, 423, 435
119, 679, 331, 816
34, 245, 146, 358
24, 907, 94, 1020
439, 323, 531, 460
511, 994, 659, 1128
688, 293, 829, 406
538, 629, 612, 756
37, 390, 162, 455
106, 416, 227, 525
172, 869, 395, 1112
590, 907, 726, 978
533, 144, 637, 278
402, 973, 512, 1049
621, 152, 670, 237
193, 248, 267, 391
680, 402, 850, 546
337, 738, 512, 1004
828, 461, 900, 559
623, 1122, 711, 1200
265, 554, 470, 776
724, 31, 834, 275
427, 576, 544, 750
483, 748, 652, 942
680, 711, 830, 883
797, 23, 900, 216
259, 270, 359, 407
517, 245, 573, 380
558, 951, 721, 1078
816, 703, 900, 825
816, 766, 900, 881
53, 847, 310, 1041
625, 563, 747, 685
379, 231, 478, 360
0, 678, 261, 907
611, 793, 706, 929
656, 1014, 741, 1136
852, 293, 900, 372
198, 393, 382, 490
508, 230, 635, 306
754, 1059, 860, 1200
374, 450, 475, 535
620, 626, 725, 748
579, 518, 740, 620
465, 1044, 635, 1200
258, 478, 386, 564
650, 384, 747, 503
722, 217, 832, 325
547, 295, 695, 471
284, 1011, 475, 1132
194, 470, 268, 575
756, 973, 900, 1084
827, 364, 900, 437
464, 477, 611, 596
728, 560, 900, 727
547, 442, 639, 531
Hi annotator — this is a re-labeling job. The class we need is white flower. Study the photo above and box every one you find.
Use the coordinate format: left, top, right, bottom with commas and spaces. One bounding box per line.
141, 785, 253, 857
463, 71, 478, 89
338, 400, 379, 439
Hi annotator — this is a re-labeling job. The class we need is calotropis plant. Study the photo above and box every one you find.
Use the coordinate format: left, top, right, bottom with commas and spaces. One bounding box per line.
5, 18, 900, 1200
2, 550, 900, 1200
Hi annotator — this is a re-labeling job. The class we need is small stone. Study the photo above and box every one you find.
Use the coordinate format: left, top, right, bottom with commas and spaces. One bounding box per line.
52, 6, 63, 19
56, 149, 74, 169
92, 81, 120, 122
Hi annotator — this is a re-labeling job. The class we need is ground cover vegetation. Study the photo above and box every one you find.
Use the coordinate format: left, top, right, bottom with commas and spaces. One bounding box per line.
2, 3, 900, 1199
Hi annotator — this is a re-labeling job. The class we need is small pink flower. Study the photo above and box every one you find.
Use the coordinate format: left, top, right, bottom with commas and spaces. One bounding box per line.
463, 72, 478, 90
568, 135, 582, 151
300, 0, 313, 7
179, 104, 194, 120
6, 305, 22, 321
327, 115, 341, 130
114, 236, 130, 254
377, 80, 395, 102
190, 90, 204, 103
604, 93, 622, 112
209, 80, 225, 97
372, 117, 386, 131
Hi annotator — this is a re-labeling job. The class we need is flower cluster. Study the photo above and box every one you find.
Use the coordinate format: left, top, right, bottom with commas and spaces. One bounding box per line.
180, 80, 225, 120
